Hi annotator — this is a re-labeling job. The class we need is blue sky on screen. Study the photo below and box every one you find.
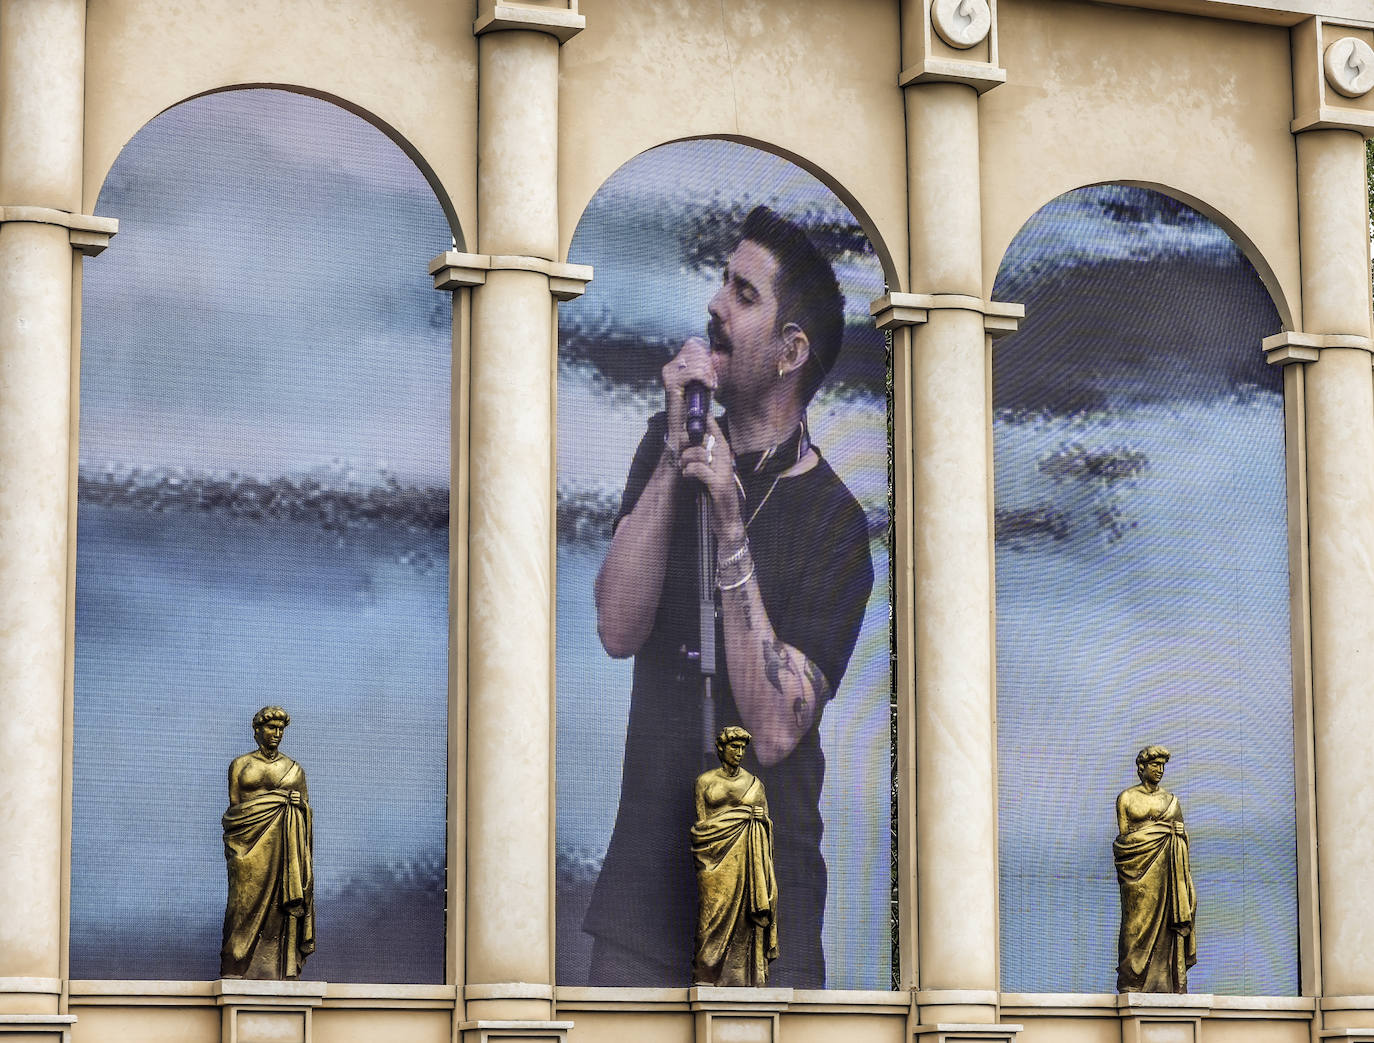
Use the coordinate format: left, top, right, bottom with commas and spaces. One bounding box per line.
81, 89, 453, 483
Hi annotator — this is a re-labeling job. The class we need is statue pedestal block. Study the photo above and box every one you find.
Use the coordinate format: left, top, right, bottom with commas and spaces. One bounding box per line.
1117, 993, 1212, 1043
911, 1023, 1022, 1043
0, 1014, 76, 1043
457, 1020, 573, 1042
689, 986, 791, 1043
214, 979, 326, 1043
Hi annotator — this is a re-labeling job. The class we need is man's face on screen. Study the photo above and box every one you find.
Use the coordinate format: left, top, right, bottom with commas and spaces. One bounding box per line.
708, 239, 784, 409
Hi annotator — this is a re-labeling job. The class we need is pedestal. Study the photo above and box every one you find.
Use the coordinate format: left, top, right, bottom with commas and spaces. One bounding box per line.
214, 980, 326, 1043
457, 1020, 573, 1043
689, 987, 791, 1043
1116, 993, 1211, 1043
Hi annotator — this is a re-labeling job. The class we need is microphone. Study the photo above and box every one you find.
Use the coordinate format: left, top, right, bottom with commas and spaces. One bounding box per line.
684, 381, 711, 446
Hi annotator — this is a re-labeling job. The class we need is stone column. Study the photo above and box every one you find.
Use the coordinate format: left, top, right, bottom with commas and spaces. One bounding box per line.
896, 3, 1019, 1038
454, 5, 586, 1042
0, 2, 112, 1039
1266, 126, 1374, 1037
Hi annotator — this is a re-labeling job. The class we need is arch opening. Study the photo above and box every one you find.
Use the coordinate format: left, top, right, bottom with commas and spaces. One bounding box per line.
990, 183, 1298, 996
554, 138, 897, 991
71, 88, 453, 984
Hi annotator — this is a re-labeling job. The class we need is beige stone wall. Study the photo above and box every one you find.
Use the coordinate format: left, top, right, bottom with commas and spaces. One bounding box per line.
0, 0, 1369, 1040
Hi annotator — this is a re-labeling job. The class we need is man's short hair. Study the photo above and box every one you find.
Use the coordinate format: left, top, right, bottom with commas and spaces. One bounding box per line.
738, 206, 844, 404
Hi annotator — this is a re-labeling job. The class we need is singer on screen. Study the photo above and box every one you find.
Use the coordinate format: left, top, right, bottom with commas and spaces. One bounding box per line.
584, 206, 874, 988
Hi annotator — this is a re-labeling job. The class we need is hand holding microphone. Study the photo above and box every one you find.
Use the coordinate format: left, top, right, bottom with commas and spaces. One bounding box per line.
663, 336, 716, 451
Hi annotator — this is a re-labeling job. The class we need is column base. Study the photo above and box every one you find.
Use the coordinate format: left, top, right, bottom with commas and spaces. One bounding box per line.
911, 1024, 1021, 1043
1117, 993, 1212, 1043
214, 979, 326, 1043
689, 987, 791, 1043
0, 1014, 75, 1042
457, 1020, 573, 1042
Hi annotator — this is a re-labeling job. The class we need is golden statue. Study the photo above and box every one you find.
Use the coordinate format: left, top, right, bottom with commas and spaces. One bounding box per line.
691, 725, 779, 987
220, 706, 315, 979
1114, 744, 1196, 993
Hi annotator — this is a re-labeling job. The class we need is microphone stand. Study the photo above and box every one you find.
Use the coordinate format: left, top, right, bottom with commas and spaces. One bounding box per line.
684, 390, 717, 770
696, 487, 716, 770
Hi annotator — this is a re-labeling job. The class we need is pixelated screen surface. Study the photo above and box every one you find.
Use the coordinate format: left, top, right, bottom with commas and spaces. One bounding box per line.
555, 140, 894, 989
71, 90, 451, 982
993, 185, 1296, 994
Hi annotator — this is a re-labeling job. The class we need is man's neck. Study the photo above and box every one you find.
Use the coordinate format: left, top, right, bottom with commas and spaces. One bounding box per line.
726, 396, 805, 454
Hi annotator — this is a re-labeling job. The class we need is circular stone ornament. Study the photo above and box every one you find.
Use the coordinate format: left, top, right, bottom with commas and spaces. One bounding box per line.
931, 0, 991, 49
1323, 36, 1374, 99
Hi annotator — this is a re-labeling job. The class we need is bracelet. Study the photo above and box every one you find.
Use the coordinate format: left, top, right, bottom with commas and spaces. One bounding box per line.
717, 539, 749, 568
718, 563, 755, 591
716, 544, 754, 590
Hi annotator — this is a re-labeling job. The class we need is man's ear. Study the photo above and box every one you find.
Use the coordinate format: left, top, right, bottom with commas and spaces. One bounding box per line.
777, 322, 811, 377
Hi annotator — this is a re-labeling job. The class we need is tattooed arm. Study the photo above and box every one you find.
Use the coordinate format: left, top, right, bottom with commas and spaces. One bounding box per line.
715, 531, 832, 768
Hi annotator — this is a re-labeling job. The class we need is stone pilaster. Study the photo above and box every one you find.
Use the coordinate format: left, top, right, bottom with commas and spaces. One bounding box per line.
896, 1, 1020, 1031
0, 3, 113, 1038
1273, 19, 1374, 1031
455, 5, 587, 1041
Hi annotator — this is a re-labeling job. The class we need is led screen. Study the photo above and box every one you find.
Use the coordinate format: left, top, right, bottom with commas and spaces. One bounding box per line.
993, 185, 1296, 994
71, 90, 451, 983
555, 140, 894, 989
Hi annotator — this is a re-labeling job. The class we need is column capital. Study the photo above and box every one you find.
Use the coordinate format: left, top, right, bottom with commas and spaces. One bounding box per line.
1290, 16, 1374, 136
899, 0, 1006, 94
1263, 329, 1374, 365
0, 206, 117, 256
428, 250, 592, 300
474, 2, 584, 43
870, 292, 1022, 336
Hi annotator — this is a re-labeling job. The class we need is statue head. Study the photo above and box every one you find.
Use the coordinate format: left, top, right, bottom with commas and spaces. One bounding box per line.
716, 724, 752, 768
252, 705, 291, 753
1135, 744, 1170, 784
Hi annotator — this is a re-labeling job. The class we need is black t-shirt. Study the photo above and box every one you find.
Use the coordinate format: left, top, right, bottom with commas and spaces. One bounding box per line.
583, 412, 874, 988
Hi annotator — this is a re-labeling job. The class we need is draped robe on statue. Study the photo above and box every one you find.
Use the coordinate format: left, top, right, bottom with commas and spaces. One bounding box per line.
691, 774, 779, 986
1114, 793, 1196, 993
221, 759, 315, 979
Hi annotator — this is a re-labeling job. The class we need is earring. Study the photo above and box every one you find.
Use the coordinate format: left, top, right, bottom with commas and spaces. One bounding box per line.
777, 362, 786, 379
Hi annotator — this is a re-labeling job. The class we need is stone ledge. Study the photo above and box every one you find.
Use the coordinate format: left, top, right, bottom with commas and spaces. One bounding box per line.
474, 3, 584, 43
429, 250, 593, 300
0, 978, 62, 994
1263, 329, 1374, 365
871, 292, 1023, 335
0, 206, 118, 255
689, 986, 792, 1011
911, 1023, 1022, 1042
0, 1014, 76, 1042
465, 982, 554, 1001
900, 58, 1007, 94
458, 1020, 573, 1043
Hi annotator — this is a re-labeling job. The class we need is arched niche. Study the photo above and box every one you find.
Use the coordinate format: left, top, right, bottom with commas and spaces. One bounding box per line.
71, 87, 453, 984
988, 178, 1294, 330
990, 183, 1297, 996
554, 138, 897, 991
562, 133, 904, 293
88, 83, 467, 251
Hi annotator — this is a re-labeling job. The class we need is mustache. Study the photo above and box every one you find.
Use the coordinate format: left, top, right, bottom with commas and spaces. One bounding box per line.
707, 318, 731, 354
